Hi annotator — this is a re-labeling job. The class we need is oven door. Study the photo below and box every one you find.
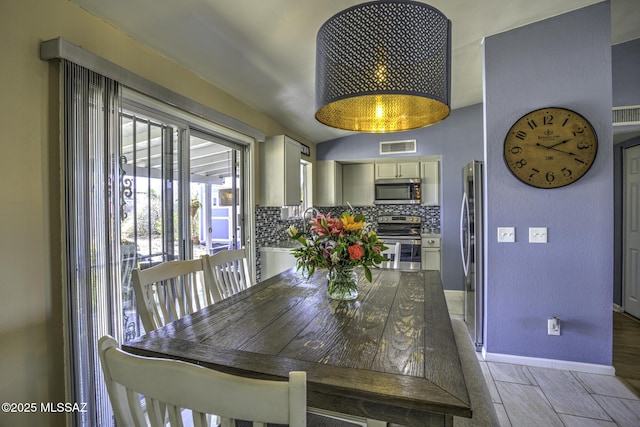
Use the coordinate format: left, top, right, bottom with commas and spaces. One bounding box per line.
378, 237, 422, 270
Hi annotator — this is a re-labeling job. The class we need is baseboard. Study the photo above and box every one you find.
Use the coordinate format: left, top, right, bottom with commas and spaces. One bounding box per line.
444, 290, 464, 298
613, 303, 623, 312
482, 351, 616, 376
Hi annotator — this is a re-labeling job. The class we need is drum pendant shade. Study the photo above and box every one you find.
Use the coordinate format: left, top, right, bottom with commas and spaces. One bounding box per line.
315, 0, 451, 132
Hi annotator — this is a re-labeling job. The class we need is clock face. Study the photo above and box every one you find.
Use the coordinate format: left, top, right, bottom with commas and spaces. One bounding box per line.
503, 107, 598, 188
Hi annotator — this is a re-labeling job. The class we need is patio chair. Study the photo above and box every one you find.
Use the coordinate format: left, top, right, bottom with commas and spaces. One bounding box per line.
98, 335, 307, 427
202, 248, 252, 300
132, 258, 221, 332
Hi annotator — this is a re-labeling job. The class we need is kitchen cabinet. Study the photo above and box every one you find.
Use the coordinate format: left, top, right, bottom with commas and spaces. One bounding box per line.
375, 161, 420, 179
342, 163, 375, 206
260, 248, 297, 281
316, 160, 342, 206
260, 135, 301, 206
421, 160, 440, 206
421, 236, 441, 271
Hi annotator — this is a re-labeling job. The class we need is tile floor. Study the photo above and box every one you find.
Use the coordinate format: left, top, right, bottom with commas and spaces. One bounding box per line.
444, 291, 640, 427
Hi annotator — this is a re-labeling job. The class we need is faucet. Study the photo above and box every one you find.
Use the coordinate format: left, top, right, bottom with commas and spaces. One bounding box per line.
302, 207, 320, 233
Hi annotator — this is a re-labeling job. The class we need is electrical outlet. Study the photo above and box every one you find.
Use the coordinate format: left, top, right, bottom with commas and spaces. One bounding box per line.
548, 317, 560, 335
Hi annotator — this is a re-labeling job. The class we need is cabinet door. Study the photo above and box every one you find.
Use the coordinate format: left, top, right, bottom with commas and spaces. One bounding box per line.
316, 161, 342, 206
422, 249, 441, 271
397, 162, 420, 178
421, 161, 440, 205
260, 250, 297, 281
283, 136, 301, 206
343, 163, 375, 206
374, 163, 397, 179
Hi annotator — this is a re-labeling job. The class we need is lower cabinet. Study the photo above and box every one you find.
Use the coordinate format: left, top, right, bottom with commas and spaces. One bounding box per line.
260, 248, 297, 281
421, 237, 441, 271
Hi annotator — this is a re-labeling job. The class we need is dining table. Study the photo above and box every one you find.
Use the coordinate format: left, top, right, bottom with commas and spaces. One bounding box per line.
123, 267, 471, 427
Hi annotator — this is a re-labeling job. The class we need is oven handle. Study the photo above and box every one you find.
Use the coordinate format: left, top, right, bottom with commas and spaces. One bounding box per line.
377, 237, 422, 245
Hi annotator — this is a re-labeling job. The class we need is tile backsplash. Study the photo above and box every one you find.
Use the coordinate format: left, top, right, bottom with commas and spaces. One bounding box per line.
254, 204, 440, 281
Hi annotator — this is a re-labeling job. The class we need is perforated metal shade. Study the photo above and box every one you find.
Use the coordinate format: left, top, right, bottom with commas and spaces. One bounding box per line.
315, 0, 451, 133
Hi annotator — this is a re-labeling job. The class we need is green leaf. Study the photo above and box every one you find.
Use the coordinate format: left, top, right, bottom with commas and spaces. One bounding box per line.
363, 265, 372, 282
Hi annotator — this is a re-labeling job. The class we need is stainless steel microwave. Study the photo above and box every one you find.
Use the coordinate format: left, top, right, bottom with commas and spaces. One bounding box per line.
374, 178, 421, 204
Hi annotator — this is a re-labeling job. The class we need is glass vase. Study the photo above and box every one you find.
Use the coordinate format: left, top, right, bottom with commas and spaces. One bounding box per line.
327, 267, 359, 301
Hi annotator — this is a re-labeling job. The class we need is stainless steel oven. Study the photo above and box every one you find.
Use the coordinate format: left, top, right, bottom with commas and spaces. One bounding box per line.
376, 215, 422, 270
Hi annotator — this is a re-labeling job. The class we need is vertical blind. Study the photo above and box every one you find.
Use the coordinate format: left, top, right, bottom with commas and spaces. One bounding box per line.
63, 61, 122, 427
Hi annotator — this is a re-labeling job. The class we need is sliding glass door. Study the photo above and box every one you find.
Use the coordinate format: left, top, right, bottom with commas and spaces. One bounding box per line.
119, 111, 182, 340
119, 111, 247, 340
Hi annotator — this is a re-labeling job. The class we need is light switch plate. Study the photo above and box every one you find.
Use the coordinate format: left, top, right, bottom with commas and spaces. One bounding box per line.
497, 227, 515, 243
529, 227, 547, 243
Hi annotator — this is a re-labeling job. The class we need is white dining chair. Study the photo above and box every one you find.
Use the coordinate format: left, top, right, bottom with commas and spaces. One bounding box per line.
98, 335, 307, 427
379, 242, 401, 269
202, 249, 252, 300
132, 258, 222, 332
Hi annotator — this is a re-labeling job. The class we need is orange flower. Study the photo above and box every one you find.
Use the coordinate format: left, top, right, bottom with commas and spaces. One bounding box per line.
341, 214, 364, 231
348, 244, 364, 260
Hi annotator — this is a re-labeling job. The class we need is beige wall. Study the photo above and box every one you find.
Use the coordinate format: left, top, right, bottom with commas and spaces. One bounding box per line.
0, 1, 314, 426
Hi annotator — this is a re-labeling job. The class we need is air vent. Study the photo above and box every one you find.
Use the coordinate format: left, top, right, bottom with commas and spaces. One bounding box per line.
613, 105, 640, 126
380, 139, 417, 155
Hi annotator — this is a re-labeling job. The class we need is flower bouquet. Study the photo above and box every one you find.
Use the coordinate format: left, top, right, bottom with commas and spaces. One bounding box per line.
288, 211, 389, 300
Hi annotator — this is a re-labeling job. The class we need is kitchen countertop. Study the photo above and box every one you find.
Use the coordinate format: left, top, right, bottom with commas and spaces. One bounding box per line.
259, 240, 300, 251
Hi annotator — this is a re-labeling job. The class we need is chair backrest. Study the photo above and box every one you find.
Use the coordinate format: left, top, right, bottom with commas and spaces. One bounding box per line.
98, 335, 307, 427
132, 258, 221, 332
380, 242, 401, 269
202, 249, 252, 300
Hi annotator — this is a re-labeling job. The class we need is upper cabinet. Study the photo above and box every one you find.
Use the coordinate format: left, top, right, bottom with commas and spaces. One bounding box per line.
260, 135, 301, 206
343, 163, 375, 206
421, 161, 440, 206
316, 160, 342, 206
374, 161, 420, 179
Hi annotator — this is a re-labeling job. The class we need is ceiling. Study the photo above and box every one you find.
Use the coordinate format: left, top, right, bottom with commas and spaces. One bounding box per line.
72, 0, 640, 144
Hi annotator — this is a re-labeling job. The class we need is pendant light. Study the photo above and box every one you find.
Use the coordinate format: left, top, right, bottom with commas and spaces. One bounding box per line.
315, 0, 451, 132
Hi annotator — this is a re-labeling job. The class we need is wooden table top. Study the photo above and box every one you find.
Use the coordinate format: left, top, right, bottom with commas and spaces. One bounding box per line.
123, 268, 471, 426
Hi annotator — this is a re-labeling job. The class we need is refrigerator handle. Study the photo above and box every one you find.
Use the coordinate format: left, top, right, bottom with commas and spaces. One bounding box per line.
460, 192, 470, 276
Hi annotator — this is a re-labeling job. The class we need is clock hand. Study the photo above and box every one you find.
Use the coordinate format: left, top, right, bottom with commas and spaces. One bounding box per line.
535, 143, 577, 156
548, 139, 572, 148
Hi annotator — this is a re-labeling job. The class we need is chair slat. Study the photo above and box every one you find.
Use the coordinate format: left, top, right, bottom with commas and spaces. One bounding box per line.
380, 242, 401, 269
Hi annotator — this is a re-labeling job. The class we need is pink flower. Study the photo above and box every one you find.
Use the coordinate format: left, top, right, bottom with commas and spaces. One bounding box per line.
327, 217, 343, 235
310, 213, 330, 236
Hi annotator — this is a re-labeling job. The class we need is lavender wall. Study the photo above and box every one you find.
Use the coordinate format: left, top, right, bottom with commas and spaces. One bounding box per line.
483, 2, 613, 365
317, 104, 484, 292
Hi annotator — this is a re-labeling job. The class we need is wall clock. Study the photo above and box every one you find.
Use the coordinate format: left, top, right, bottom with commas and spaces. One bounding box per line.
503, 107, 598, 188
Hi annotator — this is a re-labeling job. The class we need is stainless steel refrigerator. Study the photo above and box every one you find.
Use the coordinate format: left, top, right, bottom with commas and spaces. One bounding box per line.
461, 161, 484, 351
